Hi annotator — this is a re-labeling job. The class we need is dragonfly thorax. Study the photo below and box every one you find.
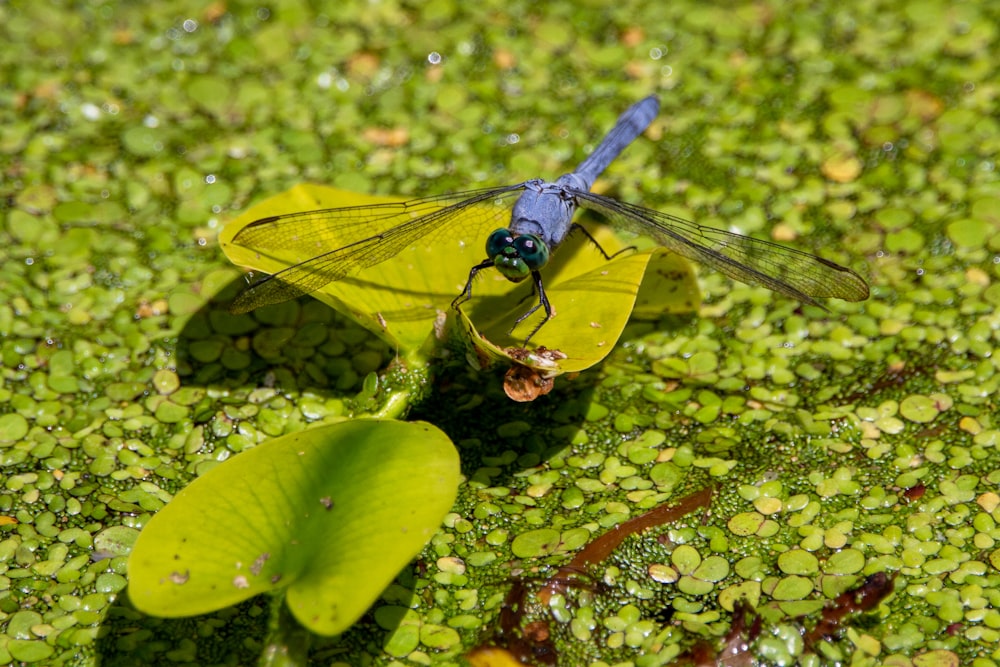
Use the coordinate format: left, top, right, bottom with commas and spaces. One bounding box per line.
508, 176, 583, 249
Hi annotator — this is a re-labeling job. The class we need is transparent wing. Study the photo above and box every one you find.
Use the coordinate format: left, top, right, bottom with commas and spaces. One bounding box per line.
229, 184, 529, 313
573, 190, 869, 305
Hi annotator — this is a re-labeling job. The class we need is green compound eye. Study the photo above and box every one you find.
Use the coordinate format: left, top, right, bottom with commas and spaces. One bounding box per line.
512, 234, 548, 271
485, 228, 515, 258
485, 229, 549, 283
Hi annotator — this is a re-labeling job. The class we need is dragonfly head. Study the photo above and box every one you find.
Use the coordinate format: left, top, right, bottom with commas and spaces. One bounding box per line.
486, 228, 549, 283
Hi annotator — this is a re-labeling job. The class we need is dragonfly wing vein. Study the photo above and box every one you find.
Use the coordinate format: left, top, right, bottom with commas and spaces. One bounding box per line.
574, 191, 869, 304
229, 185, 528, 313
231, 186, 524, 253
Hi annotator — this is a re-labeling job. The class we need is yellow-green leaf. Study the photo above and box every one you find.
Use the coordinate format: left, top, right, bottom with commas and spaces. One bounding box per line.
220, 184, 455, 354
128, 419, 459, 636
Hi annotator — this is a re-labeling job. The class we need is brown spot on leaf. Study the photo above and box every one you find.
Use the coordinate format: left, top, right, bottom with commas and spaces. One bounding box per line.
168, 570, 190, 585
250, 552, 270, 576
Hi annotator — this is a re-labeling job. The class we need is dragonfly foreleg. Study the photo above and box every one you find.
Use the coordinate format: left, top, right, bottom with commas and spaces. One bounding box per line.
513, 270, 554, 344
452, 258, 495, 310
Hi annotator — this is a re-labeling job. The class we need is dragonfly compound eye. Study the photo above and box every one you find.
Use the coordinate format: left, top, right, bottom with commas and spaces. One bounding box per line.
513, 234, 549, 271
487, 229, 549, 283
485, 228, 525, 282
485, 228, 515, 258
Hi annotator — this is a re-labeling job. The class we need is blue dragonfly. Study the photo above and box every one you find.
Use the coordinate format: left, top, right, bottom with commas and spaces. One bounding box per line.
229, 96, 869, 342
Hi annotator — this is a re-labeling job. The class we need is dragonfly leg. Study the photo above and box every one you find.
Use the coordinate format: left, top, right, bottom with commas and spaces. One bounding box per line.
570, 223, 634, 260
512, 270, 553, 344
452, 258, 495, 309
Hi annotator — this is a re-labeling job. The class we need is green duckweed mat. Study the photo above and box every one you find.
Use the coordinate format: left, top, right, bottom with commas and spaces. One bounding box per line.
1, 0, 999, 665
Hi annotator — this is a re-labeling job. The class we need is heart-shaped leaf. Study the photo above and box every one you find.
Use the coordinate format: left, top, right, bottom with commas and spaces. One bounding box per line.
128, 419, 459, 636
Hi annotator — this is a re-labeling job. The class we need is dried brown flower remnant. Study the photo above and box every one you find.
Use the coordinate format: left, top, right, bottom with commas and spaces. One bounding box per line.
502, 346, 566, 401
504, 363, 555, 402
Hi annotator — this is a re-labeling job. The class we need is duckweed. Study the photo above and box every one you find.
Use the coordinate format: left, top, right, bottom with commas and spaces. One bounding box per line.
3, 0, 999, 664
